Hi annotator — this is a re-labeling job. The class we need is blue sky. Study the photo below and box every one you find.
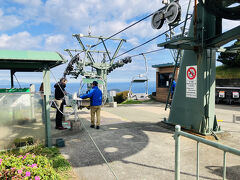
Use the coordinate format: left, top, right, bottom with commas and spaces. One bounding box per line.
0, 0, 239, 85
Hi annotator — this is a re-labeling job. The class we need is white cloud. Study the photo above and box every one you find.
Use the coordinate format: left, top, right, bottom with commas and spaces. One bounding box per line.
128, 38, 140, 46
0, 9, 23, 31
44, 34, 66, 51
0, 32, 42, 50
13, 0, 42, 6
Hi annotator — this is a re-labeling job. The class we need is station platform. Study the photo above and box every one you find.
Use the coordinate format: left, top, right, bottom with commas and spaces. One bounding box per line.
51, 103, 240, 180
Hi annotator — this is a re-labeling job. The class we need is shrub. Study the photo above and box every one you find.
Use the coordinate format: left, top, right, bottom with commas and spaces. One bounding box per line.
0, 153, 59, 179
121, 100, 142, 104
13, 137, 34, 148
0, 144, 72, 179
114, 91, 129, 104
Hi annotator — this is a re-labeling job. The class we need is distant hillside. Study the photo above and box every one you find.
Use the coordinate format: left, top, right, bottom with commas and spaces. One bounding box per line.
216, 65, 240, 79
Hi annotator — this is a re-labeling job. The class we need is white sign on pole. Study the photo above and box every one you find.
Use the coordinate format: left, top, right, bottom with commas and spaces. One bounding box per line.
110, 90, 117, 97
186, 65, 197, 98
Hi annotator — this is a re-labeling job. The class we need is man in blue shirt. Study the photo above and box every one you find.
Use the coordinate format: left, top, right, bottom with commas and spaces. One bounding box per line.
171, 79, 176, 99
80, 81, 103, 129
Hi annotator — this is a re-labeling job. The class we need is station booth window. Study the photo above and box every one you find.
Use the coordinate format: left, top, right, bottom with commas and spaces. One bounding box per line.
158, 73, 173, 88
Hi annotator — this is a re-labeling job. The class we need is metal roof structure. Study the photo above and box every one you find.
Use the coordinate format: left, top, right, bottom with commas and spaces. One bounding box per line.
0, 50, 66, 72
152, 62, 180, 68
132, 79, 148, 83
0, 49, 67, 148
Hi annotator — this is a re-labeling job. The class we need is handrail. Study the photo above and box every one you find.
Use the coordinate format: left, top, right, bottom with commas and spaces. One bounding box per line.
174, 125, 240, 180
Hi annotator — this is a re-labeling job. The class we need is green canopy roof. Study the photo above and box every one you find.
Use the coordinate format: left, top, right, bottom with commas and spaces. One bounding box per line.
0, 50, 66, 72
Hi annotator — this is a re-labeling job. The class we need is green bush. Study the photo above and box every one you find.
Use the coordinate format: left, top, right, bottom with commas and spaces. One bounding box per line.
13, 137, 34, 148
121, 100, 142, 104
0, 144, 72, 179
0, 153, 59, 179
114, 91, 129, 104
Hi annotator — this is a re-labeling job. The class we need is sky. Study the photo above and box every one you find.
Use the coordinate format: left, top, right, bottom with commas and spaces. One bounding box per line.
0, 0, 239, 86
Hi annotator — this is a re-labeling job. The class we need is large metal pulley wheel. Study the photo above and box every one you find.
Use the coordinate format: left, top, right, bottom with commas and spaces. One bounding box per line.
151, 11, 165, 29
199, 0, 240, 20
151, 1, 181, 29
165, 1, 181, 25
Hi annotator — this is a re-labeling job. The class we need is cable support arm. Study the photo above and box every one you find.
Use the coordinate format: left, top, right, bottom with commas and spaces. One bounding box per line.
100, 38, 112, 62
111, 39, 125, 65
73, 34, 95, 63
64, 49, 74, 58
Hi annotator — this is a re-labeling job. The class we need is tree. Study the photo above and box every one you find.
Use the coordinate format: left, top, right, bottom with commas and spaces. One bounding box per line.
217, 39, 240, 66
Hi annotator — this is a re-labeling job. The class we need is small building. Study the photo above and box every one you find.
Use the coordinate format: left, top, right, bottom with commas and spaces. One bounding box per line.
152, 63, 179, 102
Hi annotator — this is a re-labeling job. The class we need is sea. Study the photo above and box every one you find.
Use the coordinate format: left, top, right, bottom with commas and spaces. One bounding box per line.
0, 81, 156, 95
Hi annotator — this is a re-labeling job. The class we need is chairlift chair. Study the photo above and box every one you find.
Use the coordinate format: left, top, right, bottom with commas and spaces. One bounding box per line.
128, 74, 149, 100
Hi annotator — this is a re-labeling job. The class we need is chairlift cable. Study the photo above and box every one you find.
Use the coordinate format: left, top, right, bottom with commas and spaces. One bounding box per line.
115, 16, 191, 60
91, 6, 168, 48
130, 48, 165, 58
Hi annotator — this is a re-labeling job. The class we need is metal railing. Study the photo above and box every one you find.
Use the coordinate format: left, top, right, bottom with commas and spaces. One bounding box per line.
174, 125, 240, 180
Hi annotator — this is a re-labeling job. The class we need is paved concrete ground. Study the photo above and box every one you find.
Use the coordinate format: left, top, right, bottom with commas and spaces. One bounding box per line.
52, 103, 240, 180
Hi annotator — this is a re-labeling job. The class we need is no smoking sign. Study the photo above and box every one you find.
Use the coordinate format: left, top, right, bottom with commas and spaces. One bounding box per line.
187, 67, 196, 80
186, 65, 197, 98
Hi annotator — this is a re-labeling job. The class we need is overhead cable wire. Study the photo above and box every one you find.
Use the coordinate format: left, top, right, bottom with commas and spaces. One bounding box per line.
130, 48, 166, 58
114, 16, 192, 60
14, 74, 21, 88
91, 6, 168, 48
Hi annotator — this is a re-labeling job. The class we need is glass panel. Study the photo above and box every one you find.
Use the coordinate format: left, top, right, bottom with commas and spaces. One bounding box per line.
0, 92, 45, 150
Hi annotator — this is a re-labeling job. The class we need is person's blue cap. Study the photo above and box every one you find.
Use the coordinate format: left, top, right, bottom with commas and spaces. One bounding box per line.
92, 81, 98, 86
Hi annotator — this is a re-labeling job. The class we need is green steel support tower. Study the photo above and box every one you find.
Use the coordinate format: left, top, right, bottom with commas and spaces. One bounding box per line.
155, 0, 240, 135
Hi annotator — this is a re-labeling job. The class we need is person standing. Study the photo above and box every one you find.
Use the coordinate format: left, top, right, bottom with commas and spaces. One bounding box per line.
54, 78, 68, 130
171, 79, 176, 99
39, 82, 45, 123
80, 81, 102, 129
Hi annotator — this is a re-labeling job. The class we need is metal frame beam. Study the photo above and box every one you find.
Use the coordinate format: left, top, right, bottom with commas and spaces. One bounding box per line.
100, 38, 111, 62
111, 40, 125, 65
206, 25, 240, 47
73, 34, 95, 63
65, 49, 109, 54
10, 70, 15, 88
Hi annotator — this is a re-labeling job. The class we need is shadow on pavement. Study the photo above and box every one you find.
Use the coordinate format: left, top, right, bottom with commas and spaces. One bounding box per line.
122, 160, 217, 180
206, 165, 240, 180
53, 119, 173, 168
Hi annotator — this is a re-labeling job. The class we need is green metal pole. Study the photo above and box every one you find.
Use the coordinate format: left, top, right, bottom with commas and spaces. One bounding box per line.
43, 68, 52, 147
175, 125, 181, 180
223, 151, 226, 180
10, 70, 14, 88
196, 142, 199, 180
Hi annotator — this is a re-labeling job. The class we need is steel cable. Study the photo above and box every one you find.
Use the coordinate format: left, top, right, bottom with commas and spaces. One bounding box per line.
115, 16, 192, 60
91, 6, 168, 48
130, 48, 165, 58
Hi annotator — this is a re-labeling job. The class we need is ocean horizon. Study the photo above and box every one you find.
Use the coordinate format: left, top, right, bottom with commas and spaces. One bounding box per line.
0, 81, 156, 95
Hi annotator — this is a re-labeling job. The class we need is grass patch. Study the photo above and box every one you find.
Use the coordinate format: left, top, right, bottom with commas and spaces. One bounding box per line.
216, 65, 240, 79
0, 144, 74, 179
121, 100, 143, 104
